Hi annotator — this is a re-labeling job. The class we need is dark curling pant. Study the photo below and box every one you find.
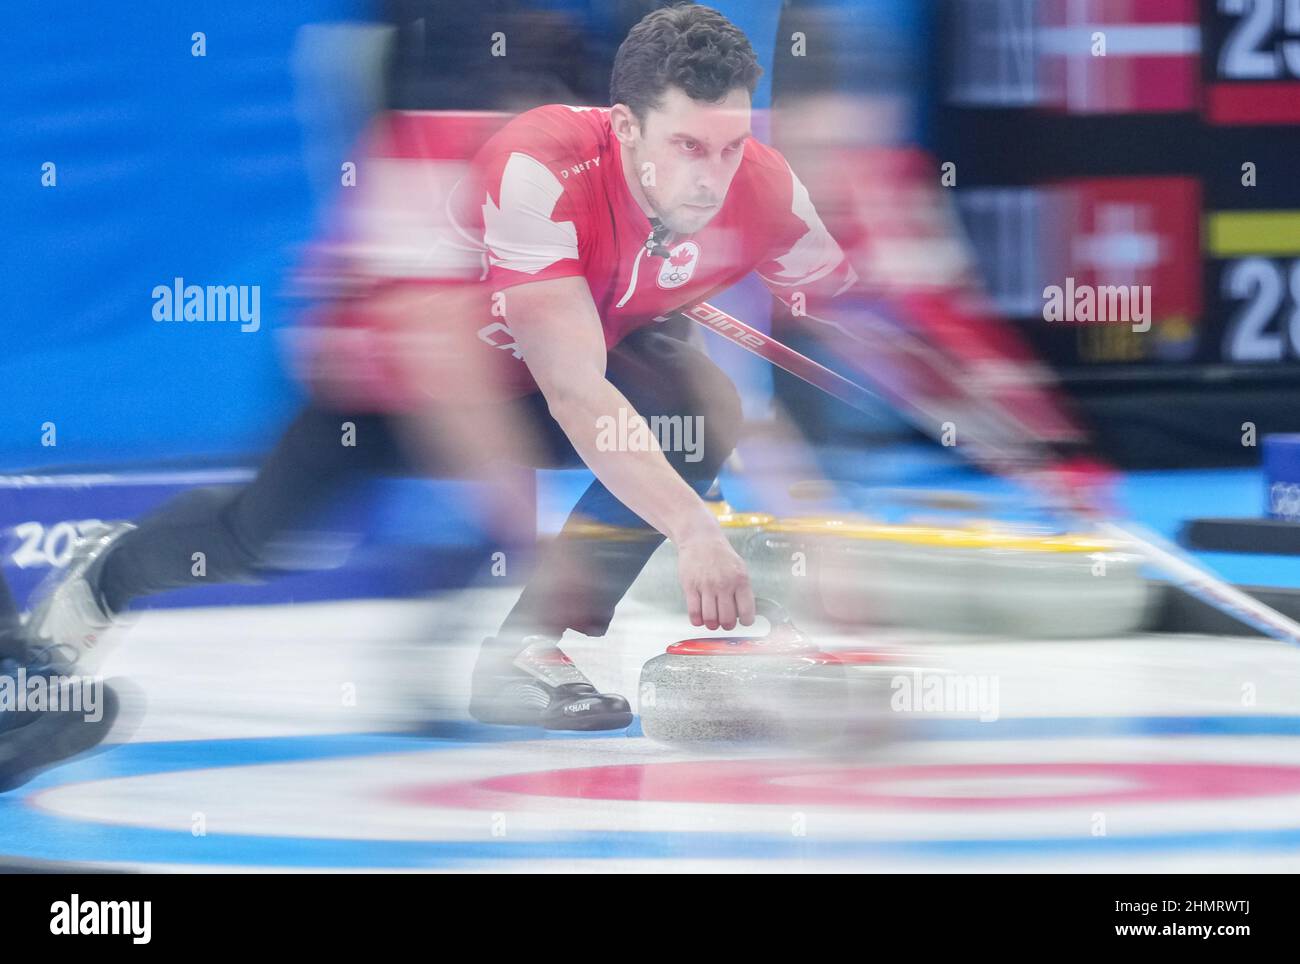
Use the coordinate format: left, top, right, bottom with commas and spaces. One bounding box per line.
98, 324, 744, 640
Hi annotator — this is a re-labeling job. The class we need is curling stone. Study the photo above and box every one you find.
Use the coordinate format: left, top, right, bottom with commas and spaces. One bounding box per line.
638, 599, 898, 745
627, 511, 776, 607
748, 519, 1151, 637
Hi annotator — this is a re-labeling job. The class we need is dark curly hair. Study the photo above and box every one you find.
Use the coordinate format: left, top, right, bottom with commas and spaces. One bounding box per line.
610, 3, 763, 122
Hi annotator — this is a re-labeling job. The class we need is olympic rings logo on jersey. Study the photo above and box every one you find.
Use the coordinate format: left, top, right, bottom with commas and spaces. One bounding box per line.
1271, 482, 1300, 520
657, 242, 700, 290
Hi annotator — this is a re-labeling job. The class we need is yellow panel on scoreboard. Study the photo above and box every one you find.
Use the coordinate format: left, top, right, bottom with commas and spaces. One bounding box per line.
1207, 211, 1300, 257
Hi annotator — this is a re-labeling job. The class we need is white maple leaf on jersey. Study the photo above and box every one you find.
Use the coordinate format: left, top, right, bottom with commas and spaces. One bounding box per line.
761, 164, 851, 292
482, 152, 579, 275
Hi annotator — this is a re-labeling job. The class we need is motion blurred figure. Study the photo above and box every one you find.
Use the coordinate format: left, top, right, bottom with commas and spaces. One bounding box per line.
12, 4, 1099, 776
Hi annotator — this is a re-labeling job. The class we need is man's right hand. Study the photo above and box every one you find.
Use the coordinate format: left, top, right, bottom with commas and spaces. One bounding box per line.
676, 531, 756, 631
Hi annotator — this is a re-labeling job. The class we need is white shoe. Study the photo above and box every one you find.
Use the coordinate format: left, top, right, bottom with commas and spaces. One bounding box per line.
23, 522, 135, 674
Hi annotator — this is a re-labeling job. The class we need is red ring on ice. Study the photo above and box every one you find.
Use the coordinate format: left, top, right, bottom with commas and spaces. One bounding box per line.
396, 761, 1300, 810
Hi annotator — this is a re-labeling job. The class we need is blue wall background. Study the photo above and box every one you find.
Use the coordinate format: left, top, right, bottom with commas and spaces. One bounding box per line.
0, 0, 369, 471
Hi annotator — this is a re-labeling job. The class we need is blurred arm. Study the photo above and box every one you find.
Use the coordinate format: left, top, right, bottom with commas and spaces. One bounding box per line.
504, 276, 720, 546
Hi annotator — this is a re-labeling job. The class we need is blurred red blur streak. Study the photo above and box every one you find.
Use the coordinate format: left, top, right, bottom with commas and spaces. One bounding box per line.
791, 145, 1089, 451
292, 111, 525, 411
300, 279, 516, 411
889, 288, 1085, 447
1024, 453, 1121, 522
289, 110, 551, 540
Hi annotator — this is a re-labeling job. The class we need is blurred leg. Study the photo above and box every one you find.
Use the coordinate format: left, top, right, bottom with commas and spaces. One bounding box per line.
97, 405, 409, 612
0, 570, 22, 658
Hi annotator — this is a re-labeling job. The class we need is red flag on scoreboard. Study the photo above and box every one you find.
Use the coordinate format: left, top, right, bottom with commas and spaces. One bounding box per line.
1049, 176, 1202, 359
1039, 0, 1199, 113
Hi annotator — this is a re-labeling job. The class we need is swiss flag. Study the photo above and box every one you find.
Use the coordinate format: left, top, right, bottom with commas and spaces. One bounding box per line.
1039, 0, 1199, 113
1052, 176, 1201, 358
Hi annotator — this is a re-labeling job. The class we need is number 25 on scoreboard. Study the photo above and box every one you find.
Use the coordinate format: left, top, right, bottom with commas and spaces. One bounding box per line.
1219, 0, 1300, 80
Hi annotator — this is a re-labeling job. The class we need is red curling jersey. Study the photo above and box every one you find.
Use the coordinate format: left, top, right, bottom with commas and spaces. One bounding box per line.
302, 106, 857, 407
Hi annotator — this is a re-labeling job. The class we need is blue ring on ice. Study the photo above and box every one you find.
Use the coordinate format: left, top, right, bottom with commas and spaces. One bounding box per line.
4, 716, 1300, 868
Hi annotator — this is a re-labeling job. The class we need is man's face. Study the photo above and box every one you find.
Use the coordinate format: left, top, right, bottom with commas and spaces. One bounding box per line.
616, 86, 752, 235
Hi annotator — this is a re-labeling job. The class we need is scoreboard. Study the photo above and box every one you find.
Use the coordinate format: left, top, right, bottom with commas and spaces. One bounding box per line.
938, 0, 1300, 377
1205, 0, 1300, 365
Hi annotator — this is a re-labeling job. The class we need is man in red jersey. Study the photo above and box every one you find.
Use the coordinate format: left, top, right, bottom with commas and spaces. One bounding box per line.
17, 4, 1090, 745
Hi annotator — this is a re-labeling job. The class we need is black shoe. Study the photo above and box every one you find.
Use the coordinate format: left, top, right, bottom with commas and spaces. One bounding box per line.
468, 637, 632, 731
0, 653, 122, 793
